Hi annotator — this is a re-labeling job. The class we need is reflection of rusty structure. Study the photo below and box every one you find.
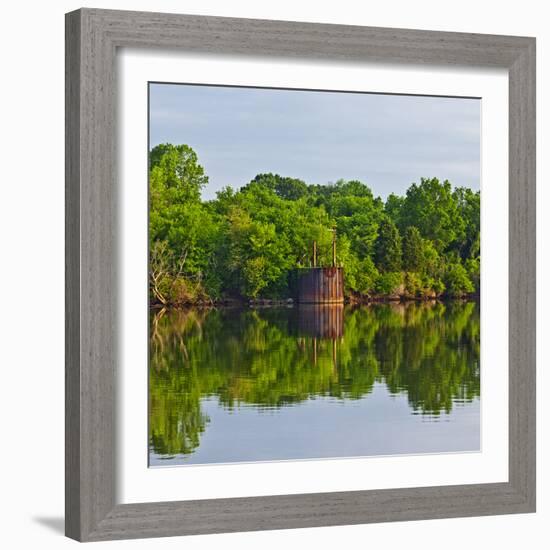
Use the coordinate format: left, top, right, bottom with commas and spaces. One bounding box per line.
295, 304, 343, 368
297, 304, 344, 339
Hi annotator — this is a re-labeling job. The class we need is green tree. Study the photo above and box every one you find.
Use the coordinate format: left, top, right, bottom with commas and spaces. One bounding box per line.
465, 257, 480, 294
375, 217, 402, 272
402, 226, 424, 271
400, 178, 465, 253
453, 187, 481, 259
385, 193, 404, 224
247, 173, 309, 201
148, 144, 480, 303
150, 143, 208, 203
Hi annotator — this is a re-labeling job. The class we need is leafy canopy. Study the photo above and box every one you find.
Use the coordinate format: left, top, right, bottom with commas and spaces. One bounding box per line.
149, 144, 480, 302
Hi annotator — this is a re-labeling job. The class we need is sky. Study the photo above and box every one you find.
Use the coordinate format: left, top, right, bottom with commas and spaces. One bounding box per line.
149, 83, 480, 201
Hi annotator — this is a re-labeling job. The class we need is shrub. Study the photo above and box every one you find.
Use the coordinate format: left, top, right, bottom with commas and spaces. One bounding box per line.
375, 272, 402, 295
443, 262, 474, 297
465, 257, 480, 293
432, 278, 445, 296
169, 276, 198, 305
404, 271, 422, 296
354, 256, 379, 295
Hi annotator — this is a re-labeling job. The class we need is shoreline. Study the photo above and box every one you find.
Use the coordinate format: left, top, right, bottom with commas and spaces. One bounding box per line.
150, 294, 479, 310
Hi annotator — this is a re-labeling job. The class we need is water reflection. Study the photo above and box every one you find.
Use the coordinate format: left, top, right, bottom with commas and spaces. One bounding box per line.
149, 301, 480, 464
294, 304, 344, 339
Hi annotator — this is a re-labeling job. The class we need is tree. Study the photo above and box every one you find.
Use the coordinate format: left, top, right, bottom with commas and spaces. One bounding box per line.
245, 173, 308, 201
465, 257, 480, 294
400, 178, 465, 253
402, 226, 424, 272
385, 193, 404, 225
149, 144, 224, 301
375, 217, 402, 272
149, 240, 172, 305
453, 187, 481, 259
226, 206, 293, 298
150, 143, 208, 202
148, 143, 480, 303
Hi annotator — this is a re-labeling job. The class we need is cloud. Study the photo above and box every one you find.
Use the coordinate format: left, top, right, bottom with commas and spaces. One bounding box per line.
149, 83, 480, 200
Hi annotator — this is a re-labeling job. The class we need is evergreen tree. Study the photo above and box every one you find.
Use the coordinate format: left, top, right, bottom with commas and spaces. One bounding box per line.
375, 217, 402, 272
402, 226, 424, 272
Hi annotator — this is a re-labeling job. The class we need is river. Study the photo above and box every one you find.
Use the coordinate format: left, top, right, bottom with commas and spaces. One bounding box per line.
149, 300, 480, 466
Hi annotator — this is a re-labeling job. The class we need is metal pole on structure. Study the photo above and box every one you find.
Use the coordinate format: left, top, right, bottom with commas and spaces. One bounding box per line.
332, 228, 337, 267
313, 240, 317, 268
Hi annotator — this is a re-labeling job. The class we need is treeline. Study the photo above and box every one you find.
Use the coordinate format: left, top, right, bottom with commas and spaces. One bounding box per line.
150, 143, 480, 305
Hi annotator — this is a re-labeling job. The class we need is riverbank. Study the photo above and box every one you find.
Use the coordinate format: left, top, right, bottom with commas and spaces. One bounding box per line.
150, 292, 479, 309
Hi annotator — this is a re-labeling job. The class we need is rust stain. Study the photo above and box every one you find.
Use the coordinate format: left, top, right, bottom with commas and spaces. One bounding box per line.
296, 267, 344, 304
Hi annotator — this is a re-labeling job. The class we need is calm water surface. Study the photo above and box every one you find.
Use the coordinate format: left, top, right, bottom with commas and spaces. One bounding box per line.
149, 301, 480, 466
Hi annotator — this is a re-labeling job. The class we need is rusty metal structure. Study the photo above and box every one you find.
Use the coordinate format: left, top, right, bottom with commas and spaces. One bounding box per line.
295, 229, 344, 304
296, 267, 344, 304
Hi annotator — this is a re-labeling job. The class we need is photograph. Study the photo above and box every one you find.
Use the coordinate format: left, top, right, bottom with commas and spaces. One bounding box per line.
1, 0, 542, 546
148, 83, 481, 466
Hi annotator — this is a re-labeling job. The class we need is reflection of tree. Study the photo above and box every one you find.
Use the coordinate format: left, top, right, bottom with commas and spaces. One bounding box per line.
376, 301, 480, 415
149, 301, 480, 457
149, 308, 213, 457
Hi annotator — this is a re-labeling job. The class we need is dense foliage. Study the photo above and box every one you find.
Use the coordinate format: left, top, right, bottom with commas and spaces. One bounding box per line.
149, 143, 480, 304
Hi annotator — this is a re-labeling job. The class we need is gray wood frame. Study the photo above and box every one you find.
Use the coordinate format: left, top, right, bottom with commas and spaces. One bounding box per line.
65, 8, 536, 542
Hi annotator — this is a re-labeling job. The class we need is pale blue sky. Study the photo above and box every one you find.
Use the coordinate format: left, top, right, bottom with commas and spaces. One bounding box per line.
149, 83, 480, 201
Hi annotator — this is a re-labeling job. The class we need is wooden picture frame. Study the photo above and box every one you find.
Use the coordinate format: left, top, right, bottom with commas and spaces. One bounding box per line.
65, 8, 536, 542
